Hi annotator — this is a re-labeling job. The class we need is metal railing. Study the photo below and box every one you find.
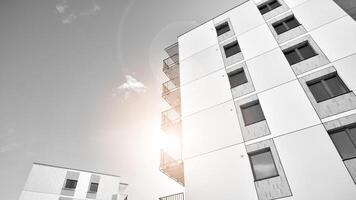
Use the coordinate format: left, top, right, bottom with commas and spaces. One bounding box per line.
163, 54, 180, 81
162, 77, 180, 96
160, 150, 185, 186
159, 193, 184, 200
163, 53, 179, 70
161, 106, 181, 128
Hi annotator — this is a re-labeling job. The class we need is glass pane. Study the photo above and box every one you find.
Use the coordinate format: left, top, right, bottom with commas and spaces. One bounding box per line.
269, 0, 281, 9
330, 130, 356, 160
241, 102, 265, 125
284, 50, 300, 65
90, 183, 99, 192
325, 75, 348, 97
349, 127, 356, 145
229, 70, 248, 88
224, 42, 241, 58
216, 22, 230, 36
250, 150, 278, 180
308, 81, 331, 102
258, 5, 269, 15
298, 43, 317, 60
65, 179, 77, 189
273, 22, 287, 35
285, 17, 300, 30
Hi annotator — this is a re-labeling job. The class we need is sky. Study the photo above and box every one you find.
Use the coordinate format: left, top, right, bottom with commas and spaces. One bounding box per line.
0, 0, 241, 199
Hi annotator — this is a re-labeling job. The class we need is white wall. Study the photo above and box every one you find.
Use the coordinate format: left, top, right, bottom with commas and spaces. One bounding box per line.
180, 44, 224, 85
246, 48, 296, 93
292, 0, 346, 31
179, 1, 356, 200
310, 16, 356, 62
182, 100, 243, 158
20, 164, 121, 200
258, 80, 321, 137
334, 54, 356, 93
180, 68, 232, 117
275, 125, 356, 200
238, 24, 278, 60
23, 164, 66, 195
19, 191, 59, 200
214, 1, 264, 36
178, 21, 218, 61
184, 144, 258, 200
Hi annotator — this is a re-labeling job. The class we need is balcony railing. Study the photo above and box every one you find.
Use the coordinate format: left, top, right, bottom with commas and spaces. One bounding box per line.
162, 77, 181, 107
159, 193, 184, 200
162, 77, 180, 95
160, 150, 185, 186
163, 54, 180, 81
161, 106, 181, 128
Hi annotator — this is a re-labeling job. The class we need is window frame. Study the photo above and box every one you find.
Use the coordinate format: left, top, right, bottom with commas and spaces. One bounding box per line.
272, 15, 300, 35
223, 40, 241, 58
248, 147, 279, 181
88, 182, 99, 193
228, 68, 248, 88
240, 100, 266, 126
64, 179, 78, 190
307, 72, 350, 103
258, 0, 282, 15
283, 41, 318, 65
215, 21, 230, 36
328, 123, 356, 161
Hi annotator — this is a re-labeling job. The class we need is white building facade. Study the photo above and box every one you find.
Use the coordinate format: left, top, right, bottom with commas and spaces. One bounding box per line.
19, 163, 128, 200
160, 0, 356, 200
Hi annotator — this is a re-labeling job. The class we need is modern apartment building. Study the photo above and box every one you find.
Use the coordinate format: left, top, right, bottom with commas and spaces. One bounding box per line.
159, 0, 356, 200
19, 163, 128, 200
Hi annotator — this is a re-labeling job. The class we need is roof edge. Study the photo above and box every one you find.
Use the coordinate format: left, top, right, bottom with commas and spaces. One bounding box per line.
33, 162, 121, 178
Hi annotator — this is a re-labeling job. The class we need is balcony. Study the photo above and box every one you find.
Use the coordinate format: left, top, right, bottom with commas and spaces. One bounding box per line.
160, 150, 185, 186
162, 77, 180, 107
161, 106, 181, 127
159, 193, 184, 200
163, 54, 180, 81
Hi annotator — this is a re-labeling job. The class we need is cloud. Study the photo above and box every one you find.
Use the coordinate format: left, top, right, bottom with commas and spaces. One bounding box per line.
114, 75, 147, 100
55, 0, 101, 24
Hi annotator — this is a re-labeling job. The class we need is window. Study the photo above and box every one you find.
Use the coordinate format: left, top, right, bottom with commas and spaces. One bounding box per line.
283, 41, 317, 65
329, 125, 356, 161
249, 148, 279, 181
273, 16, 300, 35
88, 182, 99, 193
228, 68, 248, 88
241, 100, 265, 125
216, 22, 230, 36
64, 179, 77, 189
307, 73, 349, 102
258, 0, 281, 15
224, 41, 241, 58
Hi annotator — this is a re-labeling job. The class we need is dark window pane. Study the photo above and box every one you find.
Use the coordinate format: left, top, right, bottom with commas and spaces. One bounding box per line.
273, 22, 287, 34
285, 16, 300, 30
89, 183, 99, 192
228, 69, 248, 88
216, 22, 230, 36
65, 179, 77, 189
308, 81, 331, 102
298, 43, 317, 60
250, 149, 278, 181
224, 41, 241, 58
258, 5, 269, 15
324, 75, 349, 97
241, 101, 265, 125
349, 127, 356, 145
330, 130, 356, 160
269, 0, 281, 9
284, 49, 301, 65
